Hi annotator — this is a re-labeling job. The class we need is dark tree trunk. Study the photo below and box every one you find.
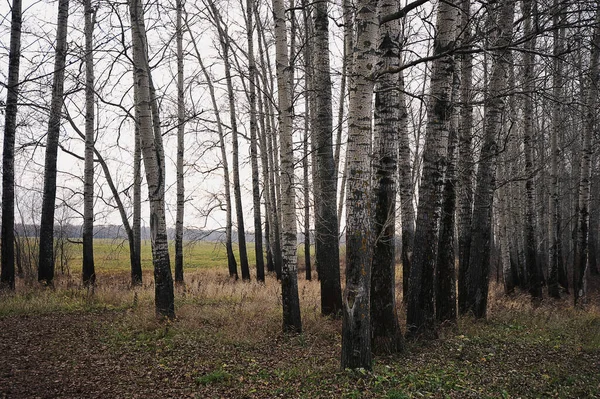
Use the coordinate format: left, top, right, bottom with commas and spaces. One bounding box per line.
0, 0, 22, 290
129, 0, 174, 319
370, 0, 404, 355
38, 0, 70, 285
312, 0, 342, 317
174, 0, 185, 284
130, 81, 143, 286
464, 0, 514, 319
82, 0, 96, 287
406, 0, 456, 338
436, 71, 459, 325
245, 0, 265, 282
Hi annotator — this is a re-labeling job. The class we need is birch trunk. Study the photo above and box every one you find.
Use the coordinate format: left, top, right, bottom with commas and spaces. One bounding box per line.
313, 0, 342, 316
341, 0, 378, 370
246, 0, 265, 282
370, 0, 403, 354
256, 12, 283, 278
82, 0, 96, 287
301, 0, 312, 280
464, 0, 514, 319
522, 0, 541, 300
574, 2, 600, 305
132, 86, 143, 286
129, 0, 174, 318
174, 0, 185, 284
406, 0, 456, 338
0, 0, 22, 290
397, 72, 414, 301
457, 0, 474, 313
273, 0, 302, 332
210, 2, 251, 281
548, 0, 564, 298
38, 0, 70, 285
436, 63, 460, 325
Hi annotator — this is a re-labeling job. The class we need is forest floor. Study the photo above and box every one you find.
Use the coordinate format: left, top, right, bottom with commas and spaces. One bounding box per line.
0, 269, 599, 399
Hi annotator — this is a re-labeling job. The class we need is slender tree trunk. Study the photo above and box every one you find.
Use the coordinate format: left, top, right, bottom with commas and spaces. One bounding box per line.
129, 0, 174, 318
522, 0, 541, 300
436, 64, 460, 325
341, 0, 378, 370
406, 0, 456, 338
397, 72, 414, 302
301, 1, 312, 280
464, 0, 514, 319
273, 0, 302, 332
82, 0, 96, 287
457, 0, 474, 314
313, 0, 342, 317
256, 12, 283, 278
337, 0, 354, 229
174, 0, 185, 284
246, 0, 265, 282
38, 0, 70, 285
548, 0, 564, 298
185, 17, 238, 279
370, 0, 403, 354
256, 63, 275, 275
209, 3, 251, 281
0, 0, 22, 290
132, 88, 143, 286
574, 3, 600, 305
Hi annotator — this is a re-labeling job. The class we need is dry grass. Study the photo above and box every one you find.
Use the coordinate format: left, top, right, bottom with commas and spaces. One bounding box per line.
1, 266, 599, 398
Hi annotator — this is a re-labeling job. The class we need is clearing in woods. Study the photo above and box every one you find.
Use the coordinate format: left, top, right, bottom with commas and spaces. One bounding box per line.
0, 241, 599, 398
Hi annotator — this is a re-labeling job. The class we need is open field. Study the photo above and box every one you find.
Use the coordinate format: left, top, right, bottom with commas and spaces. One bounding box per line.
1, 242, 599, 398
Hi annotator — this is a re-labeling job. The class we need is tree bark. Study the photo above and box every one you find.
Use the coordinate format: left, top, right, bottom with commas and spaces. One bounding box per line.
174, 0, 185, 284
129, 0, 174, 319
574, 2, 600, 306
457, 0, 474, 314
370, 0, 404, 354
0, 0, 22, 290
38, 0, 70, 285
341, 0, 378, 370
522, 0, 541, 301
246, 0, 265, 282
132, 85, 143, 286
313, 0, 342, 316
406, 0, 456, 338
548, 0, 564, 298
82, 0, 96, 287
273, 0, 302, 332
464, 0, 514, 319
436, 63, 460, 325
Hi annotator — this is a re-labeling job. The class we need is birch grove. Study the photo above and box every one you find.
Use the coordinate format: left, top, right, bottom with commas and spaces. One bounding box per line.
3, 0, 600, 374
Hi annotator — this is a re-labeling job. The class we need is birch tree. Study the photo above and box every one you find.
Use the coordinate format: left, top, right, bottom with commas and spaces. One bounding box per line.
574, 2, 600, 305
370, 0, 404, 354
464, 0, 515, 318
174, 0, 185, 284
273, 0, 302, 332
129, 0, 175, 318
38, 0, 70, 285
313, 0, 342, 316
0, 0, 22, 290
245, 0, 265, 282
82, 0, 96, 287
341, 0, 378, 370
406, 0, 456, 338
